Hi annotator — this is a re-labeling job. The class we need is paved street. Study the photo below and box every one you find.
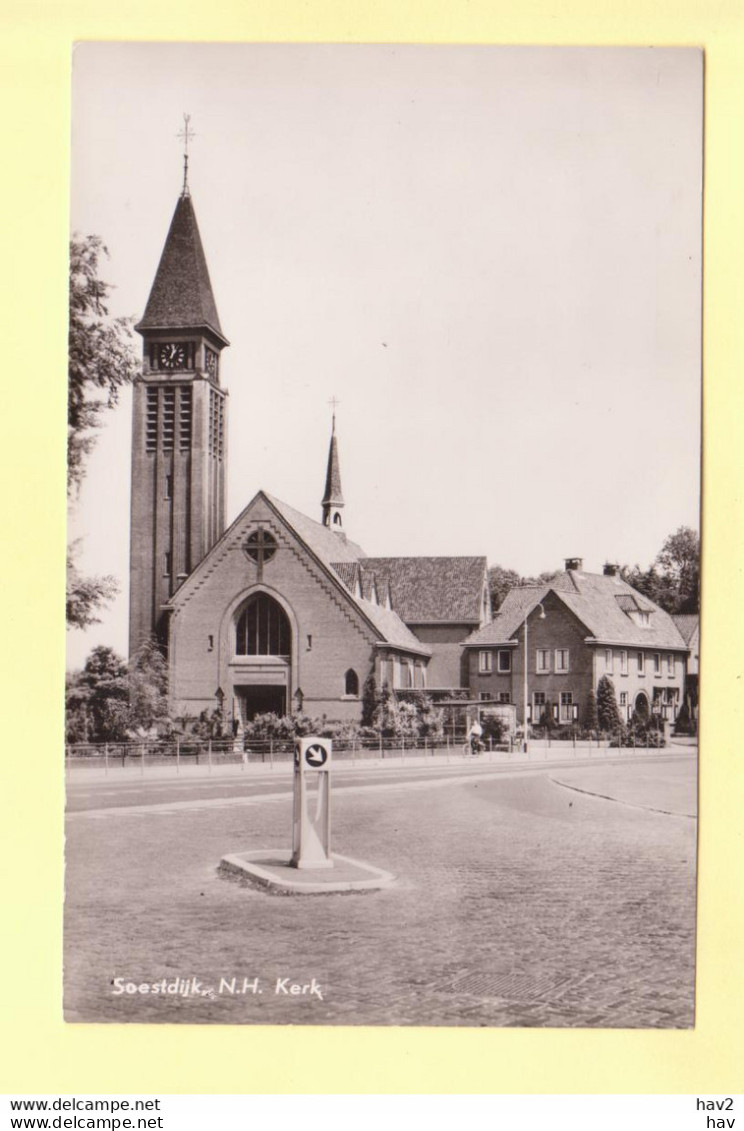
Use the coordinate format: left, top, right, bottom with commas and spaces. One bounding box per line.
64, 751, 697, 1028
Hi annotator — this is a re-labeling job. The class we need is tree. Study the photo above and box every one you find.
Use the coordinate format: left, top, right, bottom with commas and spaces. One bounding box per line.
66, 541, 118, 630
68, 235, 139, 496
596, 675, 622, 733
488, 565, 560, 614
621, 527, 699, 615
67, 236, 138, 629
127, 636, 170, 735
488, 565, 523, 613
655, 527, 700, 613
66, 645, 129, 743
66, 640, 171, 744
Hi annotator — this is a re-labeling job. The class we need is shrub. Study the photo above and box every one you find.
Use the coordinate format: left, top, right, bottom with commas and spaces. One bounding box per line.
674, 701, 695, 736
597, 676, 622, 732
584, 688, 599, 731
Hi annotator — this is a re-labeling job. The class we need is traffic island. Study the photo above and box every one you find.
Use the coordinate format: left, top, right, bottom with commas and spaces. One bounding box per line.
220, 849, 395, 895
220, 737, 395, 894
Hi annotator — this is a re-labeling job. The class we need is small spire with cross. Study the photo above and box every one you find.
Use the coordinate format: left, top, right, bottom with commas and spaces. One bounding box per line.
322, 398, 344, 528
177, 114, 195, 197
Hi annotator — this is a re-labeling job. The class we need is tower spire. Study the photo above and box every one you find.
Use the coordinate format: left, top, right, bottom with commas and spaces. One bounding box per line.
177, 113, 195, 198
321, 398, 344, 530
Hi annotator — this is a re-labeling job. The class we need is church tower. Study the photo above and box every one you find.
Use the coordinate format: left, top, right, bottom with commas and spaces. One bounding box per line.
129, 169, 229, 656
321, 410, 345, 530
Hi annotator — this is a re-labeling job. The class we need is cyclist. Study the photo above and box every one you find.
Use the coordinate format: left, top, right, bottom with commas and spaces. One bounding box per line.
468, 718, 484, 755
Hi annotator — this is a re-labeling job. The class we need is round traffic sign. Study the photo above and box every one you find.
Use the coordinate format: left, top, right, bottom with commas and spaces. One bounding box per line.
304, 743, 328, 768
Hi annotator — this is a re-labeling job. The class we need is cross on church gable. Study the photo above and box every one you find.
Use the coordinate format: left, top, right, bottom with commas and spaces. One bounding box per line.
244, 527, 277, 580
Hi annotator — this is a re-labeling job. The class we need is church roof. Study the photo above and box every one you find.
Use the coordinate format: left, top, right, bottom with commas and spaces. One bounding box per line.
136, 194, 228, 346
263, 494, 366, 564
464, 571, 689, 650
263, 495, 430, 656
363, 557, 488, 624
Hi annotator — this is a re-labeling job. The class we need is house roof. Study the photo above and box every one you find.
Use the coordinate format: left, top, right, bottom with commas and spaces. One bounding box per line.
672, 614, 699, 645
464, 571, 689, 650
136, 194, 228, 346
363, 556, 488, 624
464, 586, 549, 645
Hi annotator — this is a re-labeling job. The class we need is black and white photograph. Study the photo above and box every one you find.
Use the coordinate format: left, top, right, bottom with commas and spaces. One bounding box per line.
65, 44, 702, 1028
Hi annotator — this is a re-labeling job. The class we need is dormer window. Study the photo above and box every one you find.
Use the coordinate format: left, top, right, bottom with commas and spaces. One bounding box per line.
615, 593, 653, 627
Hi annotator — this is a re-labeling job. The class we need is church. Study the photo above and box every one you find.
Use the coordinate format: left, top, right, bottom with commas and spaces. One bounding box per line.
128, 181, 491, 729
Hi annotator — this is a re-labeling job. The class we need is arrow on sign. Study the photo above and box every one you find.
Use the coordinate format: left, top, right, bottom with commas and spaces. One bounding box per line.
305, 744, 328, 767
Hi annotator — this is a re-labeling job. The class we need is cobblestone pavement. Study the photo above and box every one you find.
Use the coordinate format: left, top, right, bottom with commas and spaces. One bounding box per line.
64, 757, 697, 1028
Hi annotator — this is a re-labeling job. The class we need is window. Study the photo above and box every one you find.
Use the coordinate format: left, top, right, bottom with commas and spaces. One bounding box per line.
479, 692, 493, 702
555, 649, 570, 673
165, 474, 172, 500
536, 649, 551, 673
497, 650, 511, 673
533, 692, 546, 708
605, 649, 613, 672
619, 692, 627, 707
235, 593, 290, 656
344, 669, 359, 696
498, 692, 511, 704
244, 528, 277, 565
479, 651, 493, 673
620, 650, 628, 675
405, 662, 414, 689
653, 653, 661, 675
559, 691, 573, 721
164, 551, 171, 576
667, 654, 675, 676
637, 652, 645, 674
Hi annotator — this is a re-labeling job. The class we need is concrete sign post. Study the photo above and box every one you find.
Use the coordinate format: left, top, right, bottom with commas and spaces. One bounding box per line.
290, 736, 333, 870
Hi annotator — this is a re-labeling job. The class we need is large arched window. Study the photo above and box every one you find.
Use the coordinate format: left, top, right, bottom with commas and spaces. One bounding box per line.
235, 594, 290, 656
345, 669, 359, 696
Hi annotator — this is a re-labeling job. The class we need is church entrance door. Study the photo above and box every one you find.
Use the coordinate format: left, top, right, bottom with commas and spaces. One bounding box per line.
236, 684, 287, 722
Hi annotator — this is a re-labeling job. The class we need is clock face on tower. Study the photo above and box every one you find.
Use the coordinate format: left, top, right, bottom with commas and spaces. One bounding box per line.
205, 347, 219, 377
158, 342, 187, 370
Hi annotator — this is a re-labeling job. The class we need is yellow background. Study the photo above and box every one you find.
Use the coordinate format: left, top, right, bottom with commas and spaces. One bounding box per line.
1, 0, 742, 1095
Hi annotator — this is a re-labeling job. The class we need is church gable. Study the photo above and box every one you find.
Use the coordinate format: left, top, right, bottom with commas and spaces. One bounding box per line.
168, 491, 427, 655
167, 490, 431, 721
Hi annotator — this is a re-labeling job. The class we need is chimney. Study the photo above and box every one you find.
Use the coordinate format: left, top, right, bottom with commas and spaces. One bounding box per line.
603, 561, 619, 577
564, 557, 583, 572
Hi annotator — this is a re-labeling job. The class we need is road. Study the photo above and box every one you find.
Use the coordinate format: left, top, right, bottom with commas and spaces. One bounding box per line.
64, 750, 697, 1028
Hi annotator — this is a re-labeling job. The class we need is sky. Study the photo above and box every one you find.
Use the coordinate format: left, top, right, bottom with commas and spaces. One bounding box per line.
67, 44, 702, 669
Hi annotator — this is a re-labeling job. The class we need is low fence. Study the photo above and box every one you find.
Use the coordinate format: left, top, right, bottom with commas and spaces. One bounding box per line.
66, 734, 473, 769
65, 731, 670, 772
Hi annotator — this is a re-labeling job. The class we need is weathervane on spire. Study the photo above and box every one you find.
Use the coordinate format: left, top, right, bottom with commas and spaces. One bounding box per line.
328, 395, 341, 431
177, 114, 195, 197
